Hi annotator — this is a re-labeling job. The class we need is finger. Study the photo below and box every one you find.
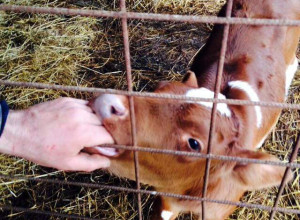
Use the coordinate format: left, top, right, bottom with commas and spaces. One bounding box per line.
64, 104, 93, 113
77, 125, 114, 146
66, 153, 111, 172
60, 97, 89, 105
36, 98, 89, 111
84, 112, 102, 125
53, 98, 89, 109
70, 110, 102, 125
59, 99, 91, 111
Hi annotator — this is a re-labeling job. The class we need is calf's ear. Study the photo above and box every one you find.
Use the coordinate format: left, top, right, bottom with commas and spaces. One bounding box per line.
156, 81, 169, 90
182, 71, 198, 88
232, 149, 293, 191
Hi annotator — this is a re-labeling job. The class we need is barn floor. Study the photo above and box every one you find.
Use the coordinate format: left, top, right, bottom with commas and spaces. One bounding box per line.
0, 0, 299, 219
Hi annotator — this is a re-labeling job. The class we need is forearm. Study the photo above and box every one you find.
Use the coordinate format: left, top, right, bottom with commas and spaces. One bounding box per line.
0, 110, 25, 156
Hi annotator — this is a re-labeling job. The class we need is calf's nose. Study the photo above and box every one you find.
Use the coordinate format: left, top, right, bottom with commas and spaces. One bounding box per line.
92, 94, 127, 121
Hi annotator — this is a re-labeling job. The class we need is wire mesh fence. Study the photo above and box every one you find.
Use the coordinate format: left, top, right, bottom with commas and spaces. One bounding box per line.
0, 1, 299, 220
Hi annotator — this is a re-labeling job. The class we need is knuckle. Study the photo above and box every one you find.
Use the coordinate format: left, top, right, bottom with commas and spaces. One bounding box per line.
67, 108, 83, 119
57, 97, 68, 103
58, 97, 74, 106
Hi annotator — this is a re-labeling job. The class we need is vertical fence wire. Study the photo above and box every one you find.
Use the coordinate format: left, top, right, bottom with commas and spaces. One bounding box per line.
120, 0, 143, 219
120, 0, 143, 220
269, 136, 300, 220
201, 0, 234, 219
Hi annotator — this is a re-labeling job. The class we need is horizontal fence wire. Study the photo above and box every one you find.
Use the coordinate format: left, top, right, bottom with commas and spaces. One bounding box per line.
97, 144, 300, 168
1, 4, 300, 26
0, 2, 300, 220
1, 80, 300, 110
0, 174, 300, 215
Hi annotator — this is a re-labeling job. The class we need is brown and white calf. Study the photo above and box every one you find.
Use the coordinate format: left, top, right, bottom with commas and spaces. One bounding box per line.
89, 0, 300, 219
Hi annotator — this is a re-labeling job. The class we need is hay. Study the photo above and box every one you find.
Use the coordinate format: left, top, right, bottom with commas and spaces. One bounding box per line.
0, 0, 299, 219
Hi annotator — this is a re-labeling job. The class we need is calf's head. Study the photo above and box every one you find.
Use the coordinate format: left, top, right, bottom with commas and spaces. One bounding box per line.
89, 72, 289, 218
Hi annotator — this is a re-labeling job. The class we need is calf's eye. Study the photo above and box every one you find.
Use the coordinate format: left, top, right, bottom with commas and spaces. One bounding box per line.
188, 138, 201, 151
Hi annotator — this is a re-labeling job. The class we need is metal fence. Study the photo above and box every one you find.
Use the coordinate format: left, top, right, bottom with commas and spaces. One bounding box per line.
0, 1, 299, 220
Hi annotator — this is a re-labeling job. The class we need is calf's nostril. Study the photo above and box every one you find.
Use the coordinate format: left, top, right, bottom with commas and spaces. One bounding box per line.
111, 105, 123, 116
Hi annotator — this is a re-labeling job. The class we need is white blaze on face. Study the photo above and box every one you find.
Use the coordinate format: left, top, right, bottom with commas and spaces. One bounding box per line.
185, 88, 231, 117
228, 81, 262, 128
285, 57, 298, 95
161, 210, 173, 220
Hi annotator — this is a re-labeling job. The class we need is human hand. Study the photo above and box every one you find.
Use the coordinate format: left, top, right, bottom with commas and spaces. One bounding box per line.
0, 97, 114, 172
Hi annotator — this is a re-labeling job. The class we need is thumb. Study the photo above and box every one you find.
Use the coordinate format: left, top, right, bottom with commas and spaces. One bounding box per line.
79, 125, 115, 147
66, 152, 111, 172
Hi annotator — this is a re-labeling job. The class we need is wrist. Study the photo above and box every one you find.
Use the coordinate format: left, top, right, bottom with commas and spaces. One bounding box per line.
0, 110, 25, 156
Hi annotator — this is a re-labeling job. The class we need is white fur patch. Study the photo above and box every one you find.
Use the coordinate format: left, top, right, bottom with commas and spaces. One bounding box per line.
161, 210, 173, 220
185, 88, 232, 117
285, 57, 298, 95
228, 81, 262, 127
